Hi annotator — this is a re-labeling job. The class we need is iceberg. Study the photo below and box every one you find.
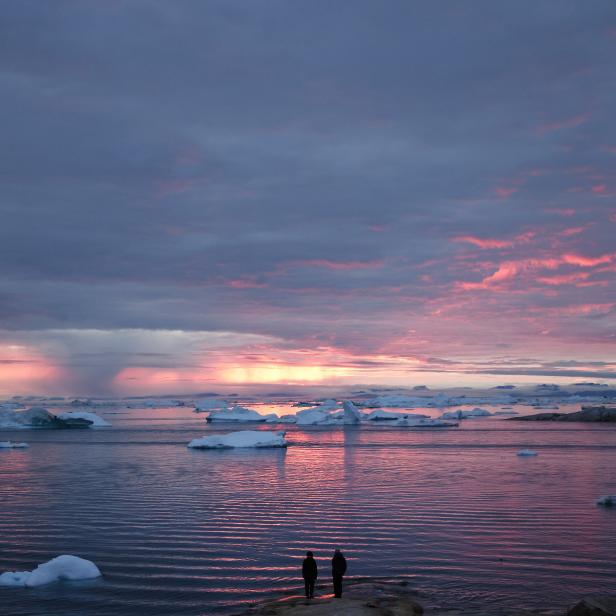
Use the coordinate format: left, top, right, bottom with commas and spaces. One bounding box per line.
365, 409, 427, 421
295, 405, 343, 425
57, 412, 111, 427
0, 407, 97, 429
0, 441, 29, 449
394, 417, 458, 428
187, 430, 287, 449
596, 495, 615, 507
277, 414, 298, 423
440, 407, 492, 420
517, 449, 538, 456
194, 398, 228, 412
0, 555, 101, 587
342, 401, 363, 424
205, 405, 266, 422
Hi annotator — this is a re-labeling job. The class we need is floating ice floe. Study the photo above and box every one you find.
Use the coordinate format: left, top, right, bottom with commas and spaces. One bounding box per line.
0, 407, 106, 429
194, 398, 228, 412
295, 408, 338, 425
493, 410, 520, 416
57, 412, 111, 427
394, 417, 458, 428
0, 555, 101, 587
187, 430, 288, 449
365, 409, 427, 421
440, 407, 492, 420
517, 449, 538, 456
596, 495, 615, 507
206, 405, 266, 422
0, 441, 29, 449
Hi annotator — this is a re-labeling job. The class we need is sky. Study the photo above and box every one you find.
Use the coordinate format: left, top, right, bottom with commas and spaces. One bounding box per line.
1, 0, 616, 396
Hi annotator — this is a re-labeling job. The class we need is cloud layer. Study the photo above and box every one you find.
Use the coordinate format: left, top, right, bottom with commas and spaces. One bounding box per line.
1, 1, 615, 394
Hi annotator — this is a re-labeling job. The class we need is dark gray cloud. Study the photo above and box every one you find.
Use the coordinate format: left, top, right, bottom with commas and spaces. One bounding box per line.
1, 1, 616, 394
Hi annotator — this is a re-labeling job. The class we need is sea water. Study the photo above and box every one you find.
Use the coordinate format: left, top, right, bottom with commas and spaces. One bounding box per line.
1, 403, 615, 615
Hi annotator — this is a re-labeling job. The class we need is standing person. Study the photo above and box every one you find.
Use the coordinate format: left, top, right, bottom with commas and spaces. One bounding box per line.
302, 551, 318, 600
331, 548, 347, 598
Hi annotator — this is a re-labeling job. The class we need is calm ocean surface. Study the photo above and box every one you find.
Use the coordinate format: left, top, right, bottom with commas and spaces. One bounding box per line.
1, 403, 616, 615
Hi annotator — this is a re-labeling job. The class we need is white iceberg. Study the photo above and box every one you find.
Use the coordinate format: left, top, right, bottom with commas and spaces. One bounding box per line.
194, 398, 228, 412
295, 406, 342, 425
206, 405, 266, 422
276, 414, 298, 424
394, 417, 458, 428
440, 407, 492, 420
517, 449, 538, 456
0, 555, 101, 587
342, 401, 363, 424
0, 441, 29, 449
596, 495, 615, 507
365, 409, 428, 421
187, 430, 287, 449
57, 412, 111, 427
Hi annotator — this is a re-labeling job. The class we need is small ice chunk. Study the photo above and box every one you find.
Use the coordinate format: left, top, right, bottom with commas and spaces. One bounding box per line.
188, 430, 287, 449
394, 417, 458, 428
57, 412, 111, 427
440, 407, 492, 420
0, 441, 29, 448
0, 555, 101, 587
596, 495, 615, 507
206, 405, 266, 422
517, 449, 538, 456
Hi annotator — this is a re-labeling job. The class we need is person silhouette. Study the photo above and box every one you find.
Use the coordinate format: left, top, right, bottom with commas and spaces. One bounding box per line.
331, 549, 347, 598
302, 551, 318, 599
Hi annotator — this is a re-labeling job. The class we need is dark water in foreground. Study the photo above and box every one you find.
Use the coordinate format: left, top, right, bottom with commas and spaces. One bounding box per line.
1, 404, 616, 615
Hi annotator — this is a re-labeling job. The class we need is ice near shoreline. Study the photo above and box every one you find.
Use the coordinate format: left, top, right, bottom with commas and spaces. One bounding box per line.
0, 441, 29, 448
0, 555, 101, 587
188, 430, 288, 449
57, 411, 111, 427
0, 406, 110, 429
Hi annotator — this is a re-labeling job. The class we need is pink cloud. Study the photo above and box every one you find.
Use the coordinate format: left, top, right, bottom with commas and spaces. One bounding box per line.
494, 186, 518, 199
453, 230, 535, 249
458, 252, 615, 291
561, 253, 615, 267
295, 259, 384, 271
536, 272, 590, 286
558, 226, 587, 237
226, 279, 268, 289
591, 184, 608, 194
535, 112, 591, 135
546, 208, 576, 217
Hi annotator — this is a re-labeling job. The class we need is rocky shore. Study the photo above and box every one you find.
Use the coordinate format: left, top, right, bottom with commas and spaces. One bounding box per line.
236, 579, 423, 616
235, 578, 616, 616
508, 406, 616, 422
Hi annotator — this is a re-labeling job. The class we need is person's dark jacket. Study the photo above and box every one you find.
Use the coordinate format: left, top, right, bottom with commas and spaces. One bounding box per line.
302, 556, 318, 580
331, 553, 347, 577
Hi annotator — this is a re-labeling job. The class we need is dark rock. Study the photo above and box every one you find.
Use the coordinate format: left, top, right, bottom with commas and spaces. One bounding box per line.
508, 413, 564, 421
508, 407, 616, 422
567, 596, 616, 616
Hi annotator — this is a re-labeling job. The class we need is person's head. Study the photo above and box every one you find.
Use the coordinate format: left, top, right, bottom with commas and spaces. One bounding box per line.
306, 551, 313, 558
334, 549, 341, 555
